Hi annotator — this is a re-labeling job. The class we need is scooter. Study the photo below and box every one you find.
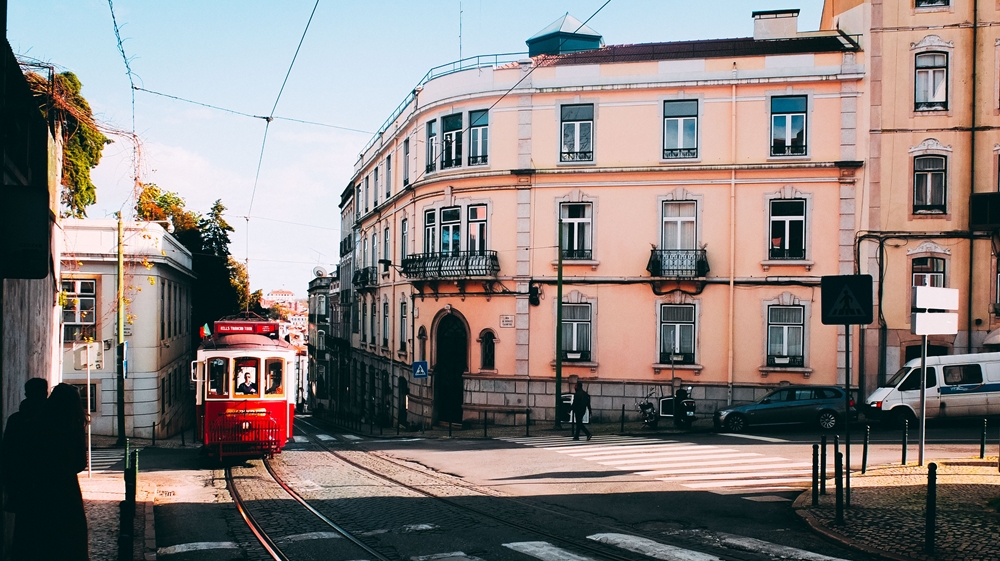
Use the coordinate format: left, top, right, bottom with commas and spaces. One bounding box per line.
659, 386, 696, 428
636, 390, 658, 428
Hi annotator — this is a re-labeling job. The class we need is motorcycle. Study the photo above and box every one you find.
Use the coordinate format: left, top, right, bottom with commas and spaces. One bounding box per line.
636, 390, 658, 428
659, 386, 696, 428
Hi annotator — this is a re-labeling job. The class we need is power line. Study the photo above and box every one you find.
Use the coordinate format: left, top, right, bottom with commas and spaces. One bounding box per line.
224, 213, 339, 231
107, 0, 142, 214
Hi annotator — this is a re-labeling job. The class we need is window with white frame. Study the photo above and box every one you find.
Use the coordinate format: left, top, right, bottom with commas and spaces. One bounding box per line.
385, 155, 391, 197
382, 301, 389, 347
913, 256, 945, 287
662, 201, 696, 250
560, 203, 592, 260
373, 167, 379, 207
767, 305, 804, 367
770, 96, 807, 156
426, 120, 438, 173
370, 301, 377, 345
913, 155, 946, 213
561, 303, 592, 361
399, 301, 408, 351
440, 207, 461, 255
769, 200, 806, 260
423, 210, 436, 253
383, 227, 390, 271
560, 104, 594, 162
364, 175, 370, 212
660, 304, 695, 365
401, 218, 409, 260
915, 52, 948, 111
468, 205, 487, 254
62, 279, 96, 342
469, 110, 488, 165
403, 139, 410, 185
663, 100, 698, 159
441, 114, 462, 169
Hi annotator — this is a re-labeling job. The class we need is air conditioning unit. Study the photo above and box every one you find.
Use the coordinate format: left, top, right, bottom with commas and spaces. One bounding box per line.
970, 193, 1000, 231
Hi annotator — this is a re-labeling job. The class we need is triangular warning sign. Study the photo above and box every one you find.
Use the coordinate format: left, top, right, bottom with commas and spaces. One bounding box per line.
829, 285, 865, 318
415, 364, 426, 376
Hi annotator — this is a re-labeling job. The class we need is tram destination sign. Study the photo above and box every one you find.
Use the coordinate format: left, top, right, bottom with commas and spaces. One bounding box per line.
215, 320, 279, 335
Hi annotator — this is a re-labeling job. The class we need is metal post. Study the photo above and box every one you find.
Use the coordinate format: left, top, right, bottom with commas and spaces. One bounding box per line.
483, 411, 487, 438
86, 344, 92, 479
554, 218, 564, 429
116, 217, 127, 446
862, 424, 870, 474
152, 422, 156, 447
835, 451, 844, 525
820, 435, 827, 495
919, 333, 928, 466
812, 444, 819, 506
834, 434, 840, 459
903, 419, 908, 465
620, 404, 625, 433
981, 418, 987, 459
844, 323, 852, 508
526, 409, 530, 437
926, 462, 937, 553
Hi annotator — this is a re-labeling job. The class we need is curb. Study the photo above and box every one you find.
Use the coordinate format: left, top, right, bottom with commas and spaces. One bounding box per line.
139, 481, 157, 561
792, 495, 911, 561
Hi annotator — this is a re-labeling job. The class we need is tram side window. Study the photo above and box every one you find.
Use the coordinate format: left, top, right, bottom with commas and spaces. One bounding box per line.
234, 357, 260, 397
208, 358, 229, 397
264, 359, 284, 396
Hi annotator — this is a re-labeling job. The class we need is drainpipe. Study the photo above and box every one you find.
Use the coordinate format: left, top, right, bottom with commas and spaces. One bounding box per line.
968, 0, 979, 353
727, 64, 737, 405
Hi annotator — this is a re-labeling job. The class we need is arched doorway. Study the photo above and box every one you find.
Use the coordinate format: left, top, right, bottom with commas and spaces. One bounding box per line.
435, 314, 467, 424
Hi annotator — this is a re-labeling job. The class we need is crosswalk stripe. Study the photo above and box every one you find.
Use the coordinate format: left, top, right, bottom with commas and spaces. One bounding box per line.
503, 541, 597, 561
634, 456, 792, 474
411, 552, 487, 561
658, 468, 813, 482
648, 462, 812, 476
714, 532, 850, 561
292, 435, 308, 443
596, 449, 740, 466
588, 533, 721, 561
316, 434, 335, 441
340, 434, 362, 441
559, 443, 700, 458
682, 476, 813, 489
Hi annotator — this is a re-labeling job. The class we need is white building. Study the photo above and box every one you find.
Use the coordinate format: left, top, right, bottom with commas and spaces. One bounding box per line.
60, 219, 195, 439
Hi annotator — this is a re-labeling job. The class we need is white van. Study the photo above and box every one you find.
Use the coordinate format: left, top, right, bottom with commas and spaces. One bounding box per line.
865, 352, 1000, 425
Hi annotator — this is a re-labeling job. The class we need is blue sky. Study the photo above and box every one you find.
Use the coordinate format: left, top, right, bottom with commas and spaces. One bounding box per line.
7, 0, 824, 297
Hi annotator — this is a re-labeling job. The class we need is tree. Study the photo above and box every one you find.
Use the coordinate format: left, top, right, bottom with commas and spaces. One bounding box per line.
201, 200, 233, 257
25, 70, 112, 218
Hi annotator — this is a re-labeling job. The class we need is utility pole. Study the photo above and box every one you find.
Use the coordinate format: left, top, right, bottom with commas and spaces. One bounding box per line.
554, 218, 563, 429
116, 215, 127, 445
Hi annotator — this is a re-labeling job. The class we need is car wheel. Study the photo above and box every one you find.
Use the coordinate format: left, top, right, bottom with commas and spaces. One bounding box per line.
890, 408, 916, 430
725, 414, 746, 433
817, 410, 839, 431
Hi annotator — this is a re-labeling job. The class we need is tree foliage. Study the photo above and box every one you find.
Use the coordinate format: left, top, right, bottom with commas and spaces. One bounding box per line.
26, 70, 112, 218
201, 199, 233, 257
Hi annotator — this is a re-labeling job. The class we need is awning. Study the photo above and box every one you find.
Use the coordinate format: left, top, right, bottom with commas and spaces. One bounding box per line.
984, 327, 1000, 346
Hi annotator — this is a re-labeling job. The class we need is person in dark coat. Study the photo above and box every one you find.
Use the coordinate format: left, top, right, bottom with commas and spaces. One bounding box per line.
2, 378, 48, 554
571, 381, 592, 441
12, 383, 89, 560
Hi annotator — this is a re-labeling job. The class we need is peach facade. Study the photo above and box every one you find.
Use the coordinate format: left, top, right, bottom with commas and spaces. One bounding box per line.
336, 13, 867, 427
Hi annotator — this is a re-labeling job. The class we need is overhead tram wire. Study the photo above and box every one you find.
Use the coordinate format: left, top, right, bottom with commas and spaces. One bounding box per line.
107, 0, 143, 212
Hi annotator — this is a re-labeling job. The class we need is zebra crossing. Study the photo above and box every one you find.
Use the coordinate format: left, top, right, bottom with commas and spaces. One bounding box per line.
88, 447, 140, 472
499, 435, 818, 492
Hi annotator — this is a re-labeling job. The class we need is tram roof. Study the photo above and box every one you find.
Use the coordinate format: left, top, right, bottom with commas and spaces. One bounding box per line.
199, 333, 295, 352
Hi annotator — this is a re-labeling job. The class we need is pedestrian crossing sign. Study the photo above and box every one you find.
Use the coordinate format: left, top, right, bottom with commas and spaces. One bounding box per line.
821, 275, 873, 325
413, 361, 429, 379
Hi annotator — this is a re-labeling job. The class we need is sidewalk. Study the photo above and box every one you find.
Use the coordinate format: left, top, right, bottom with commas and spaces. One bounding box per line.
794, 459, 1000, 561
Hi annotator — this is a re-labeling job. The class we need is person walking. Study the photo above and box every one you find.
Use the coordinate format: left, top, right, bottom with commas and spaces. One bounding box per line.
571, 381, 592, 441
2, 378, 48, 556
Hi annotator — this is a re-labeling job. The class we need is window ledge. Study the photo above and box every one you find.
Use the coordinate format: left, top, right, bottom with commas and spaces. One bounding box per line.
912, 109, 949, 116
556, 160, 597, 167
766, 155, 811, 162
652, 363, 703, 375
660, 157, 701, 165
761, 259, 814, 271
478, 369, 498, 375
914, 6, 952, 14
551, 259, 600, 270
549, 360, 599, 372
759, 366, 813, 378
910, 212, 950, 219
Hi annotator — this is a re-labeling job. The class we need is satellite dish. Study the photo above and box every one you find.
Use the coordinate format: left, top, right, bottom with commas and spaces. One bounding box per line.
312, 266, 328, 278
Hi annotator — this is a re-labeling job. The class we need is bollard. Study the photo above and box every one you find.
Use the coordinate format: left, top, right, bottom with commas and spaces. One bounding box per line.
820, 435, 827, 495
981, 419, 988, 459
448, 420, 452, 437
152, 423, 156, 447
526, 409, 531, 437
181, 427, 185, 447
834, 434, 840, 459
926, 462, 937, 553
397, 422, 400, 436
620, 404, 625, 434
835, 451, 844, 525
902, 419, 909, 465
124, 438, 130, 469
812, 444, 819, 506
862, 424, 870, 474
483, 411, 488, 438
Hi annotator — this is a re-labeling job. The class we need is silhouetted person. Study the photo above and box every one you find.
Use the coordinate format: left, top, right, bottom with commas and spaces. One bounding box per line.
2, 378, 48, 556
13, 383, 88, 560
571, 382, 592, 441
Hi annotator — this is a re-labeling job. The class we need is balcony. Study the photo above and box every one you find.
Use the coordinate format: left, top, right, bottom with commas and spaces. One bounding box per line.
770, 144, 807, 157
768, 247, 806, 260
441, 157, 461, 170
663, 148, 698, 159
401, 250, 500, 279
560, 151, 593, 162
767, 354, 804, 367
561, 248, 593, 261
351, 266, 377, 288
646, 249, 709, 278
658, 351, 695, 365
561, 349, 591, 362
468, 155, 488, 166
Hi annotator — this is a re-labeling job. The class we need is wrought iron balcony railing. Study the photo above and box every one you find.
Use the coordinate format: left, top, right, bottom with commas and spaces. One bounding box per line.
400, 250, 500, 279
560, 151, 593, 162
767, 354, 804, 367
561, 248, 593, 260
770, 144, 807, 157
441, 157, 461, 169
646, 249, 709, 278
468, 155, 488, 166
351, 266, 377, 287
768, 247, 806, 260
561, 349, 591, 362
663, 148, 698, 159
658, 351, 695, 365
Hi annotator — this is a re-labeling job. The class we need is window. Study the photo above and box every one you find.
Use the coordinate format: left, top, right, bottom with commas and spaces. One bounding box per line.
944, 364, 982, 385
382, 301, 389, 347
769, 200, 806, 260
363, 238, 369, 269
234, 356, 260, 397
373, 167, 379, 206
770, 96, 807, 156
318, 294, 327, 314
403, 139, 410, 185
440, 207, 461, 255
399, 302, 408, 352
370, 302, 377, 345
660, 305, 695, 364
423, 210, 436, 253
663, 100, 698, 159
468, 205, 487, 254
401, 218, 409, 260
70, 383, 97, 413
915, 0, 949, 6
561, 303, 592, 361
899, 367, 936, 391
913, 257, 945, 287
560, 104, 594, 162
385, 155, 391, 197
426, 120, 438, 173
317, 330, 326, 350
560, 203, 592, 260
383, 227, 390, 270
364, 175, 370, 212
356, 185, 361, 218
361, 301, 367, 342
207, 358, 229, 397
441, 114, 462, 169
913, 156, 946, 213
264, 358, 284, 396
371, 233, 378, 269
767, 305, 804, 366
915, 53, 947, 111
481, 331, 496, 370
662, 202, 696, 250
469, 110, 489, 165
62, 279, 96, 342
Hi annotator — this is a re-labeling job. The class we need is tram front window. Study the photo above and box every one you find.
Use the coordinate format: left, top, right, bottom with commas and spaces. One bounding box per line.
234, 357, 260, 397
207, 358, 229, 397
265, 359, 284, 396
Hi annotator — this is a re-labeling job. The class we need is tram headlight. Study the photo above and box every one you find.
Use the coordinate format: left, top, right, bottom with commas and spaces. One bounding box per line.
241, 420, 252, 431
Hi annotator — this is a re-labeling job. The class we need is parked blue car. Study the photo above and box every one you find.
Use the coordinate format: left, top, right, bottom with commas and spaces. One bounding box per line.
714, 385, 857, 433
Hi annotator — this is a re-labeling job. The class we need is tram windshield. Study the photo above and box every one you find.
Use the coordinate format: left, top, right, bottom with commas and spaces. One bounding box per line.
264, 359, 284, 396
233, 357, 260, 397
207, 358, 229, 397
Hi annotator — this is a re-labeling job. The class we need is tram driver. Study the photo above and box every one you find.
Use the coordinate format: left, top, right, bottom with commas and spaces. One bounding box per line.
235, 370, 257, 395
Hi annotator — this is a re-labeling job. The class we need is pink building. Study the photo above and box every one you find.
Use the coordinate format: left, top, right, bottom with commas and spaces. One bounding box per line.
338, 11, 866, 428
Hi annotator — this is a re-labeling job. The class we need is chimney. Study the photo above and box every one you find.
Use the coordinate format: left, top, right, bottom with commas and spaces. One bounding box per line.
752, 9, 799, 40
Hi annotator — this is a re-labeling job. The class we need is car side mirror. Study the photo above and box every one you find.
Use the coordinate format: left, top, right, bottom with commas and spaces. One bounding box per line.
761, 398, 771, 404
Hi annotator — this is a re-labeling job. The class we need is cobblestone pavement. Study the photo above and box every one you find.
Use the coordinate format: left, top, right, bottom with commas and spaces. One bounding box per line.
795, 459, 1000, 561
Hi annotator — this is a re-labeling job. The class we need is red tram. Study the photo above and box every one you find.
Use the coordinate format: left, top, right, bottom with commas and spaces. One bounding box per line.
191, 319, 297, 458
